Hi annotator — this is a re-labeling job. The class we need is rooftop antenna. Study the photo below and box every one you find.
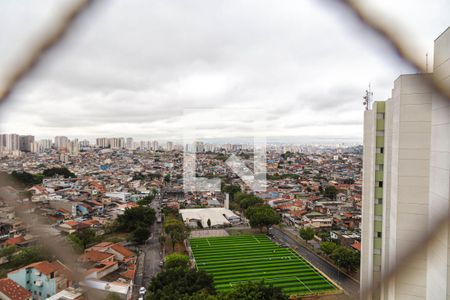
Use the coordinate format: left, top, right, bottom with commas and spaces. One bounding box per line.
363, 83, 373, 111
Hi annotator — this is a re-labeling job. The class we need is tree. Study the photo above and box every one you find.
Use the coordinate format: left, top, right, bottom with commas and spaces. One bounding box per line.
320, 241, 338, 256
138, 194, 155, 206
43, 167, 76, 178
323, 186, 338, 200
115, 206, 156, 232
239, 195, 263, 211
130, 226, 150, 244
164, 217, 189, 250
164, 253, 189, 270
0, 245, 17, 262
147, 268, 215, 300
245, 205, 281, 232
331, 246, 360, 272
222, 184, 241, 201
299, 227, 315, 244
9, 246, 49, 268
224, 281, 288, 300
68, 228, 100, 252
207, 219, 211, 229
164, 174, 171, 183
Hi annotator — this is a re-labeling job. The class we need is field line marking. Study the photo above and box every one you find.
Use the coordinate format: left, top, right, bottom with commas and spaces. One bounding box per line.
296, 276, 312, 294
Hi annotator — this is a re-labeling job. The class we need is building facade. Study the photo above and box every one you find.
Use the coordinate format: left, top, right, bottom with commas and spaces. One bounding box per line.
361, 27, 450, 299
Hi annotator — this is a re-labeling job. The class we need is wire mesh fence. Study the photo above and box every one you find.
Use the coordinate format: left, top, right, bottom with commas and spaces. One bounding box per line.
0, 1, 449, 299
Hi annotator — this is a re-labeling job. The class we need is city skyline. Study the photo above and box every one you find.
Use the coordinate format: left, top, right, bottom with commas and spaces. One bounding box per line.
1, 0, 449, 141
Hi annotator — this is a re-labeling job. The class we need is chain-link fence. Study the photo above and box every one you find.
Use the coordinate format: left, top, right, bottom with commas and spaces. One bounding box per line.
0, 1, 449, 299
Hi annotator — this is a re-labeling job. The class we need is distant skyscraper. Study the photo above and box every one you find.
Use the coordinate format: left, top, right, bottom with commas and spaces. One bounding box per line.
166, 141, 173, 151
67, 140, 80, 155
19, 135, 34, 152
361, 27, 450, 300
0, 134, 20, 152
152, 140, 158, 151
54, 136, 69, 150
79, 139, 90, 147
39, 139, 52, 150
126, 137, 133, 149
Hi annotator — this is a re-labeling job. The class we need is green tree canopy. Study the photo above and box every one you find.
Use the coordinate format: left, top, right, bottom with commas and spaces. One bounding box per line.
147, 268, 215, 300
68, 228, 100, 252
164, 174, 171, 183
43, 167, 76, 178
320, 241, 338, 255
115, 206, 156, 232
9, 246, 50, 268
164, 217, 190, 250
164, 253, 189, 270
224, 281, 288, 300
130, 226, 150, 244
323, 185, 338, 200
331, 246, 360, 272
137, 193, 155, 206
245, 205, 281, 232
239, 195, 263, 211
299, 227, 315, 243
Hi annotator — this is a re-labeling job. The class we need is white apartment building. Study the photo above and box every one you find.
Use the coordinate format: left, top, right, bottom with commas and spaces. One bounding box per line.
361, 27, 450, 300
0, 134, 19, 152
55, 136, 69, 150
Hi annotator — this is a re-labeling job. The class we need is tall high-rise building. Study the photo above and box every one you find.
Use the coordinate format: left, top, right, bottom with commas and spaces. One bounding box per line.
39, 139, 52, 150
19, 135, 34, 152
67, 140, 80, 155
361, 27, 450, 300
54, 136, 69, 150
79, 139, 90, 147
126, 137, 133, 149
0, 134, 20, 152
166, 141, 173, 151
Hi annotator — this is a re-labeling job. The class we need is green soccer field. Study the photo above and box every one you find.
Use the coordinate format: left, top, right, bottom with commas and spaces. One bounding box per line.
189, 234, 339, 296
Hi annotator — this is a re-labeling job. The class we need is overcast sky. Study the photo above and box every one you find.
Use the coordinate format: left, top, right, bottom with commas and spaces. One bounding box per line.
0, 0, 449, 143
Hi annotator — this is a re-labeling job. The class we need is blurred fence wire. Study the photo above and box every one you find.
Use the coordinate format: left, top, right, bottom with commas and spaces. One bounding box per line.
0, 0, 94, 105
0, 0, 449, 299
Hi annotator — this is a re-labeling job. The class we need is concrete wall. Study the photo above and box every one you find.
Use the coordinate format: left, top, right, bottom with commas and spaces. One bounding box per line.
426, 27, 450, 300
361, 106, 377, 299
387, 74, 432, 300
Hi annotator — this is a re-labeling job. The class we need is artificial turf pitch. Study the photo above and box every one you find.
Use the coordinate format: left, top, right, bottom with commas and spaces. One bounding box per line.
189, 234, 338, 296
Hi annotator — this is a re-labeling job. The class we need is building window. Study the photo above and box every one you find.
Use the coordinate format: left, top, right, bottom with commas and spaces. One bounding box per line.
378, 182, 383, 188
376, 198, 383, 205
377, 232, 382, 238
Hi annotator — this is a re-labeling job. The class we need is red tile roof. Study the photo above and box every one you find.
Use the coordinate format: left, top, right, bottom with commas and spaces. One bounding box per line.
120, 268, 136, 280
4, 236, 25, 246
351, 241, 361, 251
0, 278, 31, 300
27, 261, 60, 276
110, 243, 135, 258
79, 250, 114, 263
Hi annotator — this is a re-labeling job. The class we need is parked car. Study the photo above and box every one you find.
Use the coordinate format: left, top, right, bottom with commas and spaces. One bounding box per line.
139, 287, 146, 295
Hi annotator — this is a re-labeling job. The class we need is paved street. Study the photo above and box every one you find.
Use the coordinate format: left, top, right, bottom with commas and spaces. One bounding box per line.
270, 227, 359, 297
133, 195, 163, 298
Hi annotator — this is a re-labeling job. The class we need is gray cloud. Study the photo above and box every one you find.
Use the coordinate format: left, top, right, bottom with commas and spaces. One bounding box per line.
0, 0, 449, 142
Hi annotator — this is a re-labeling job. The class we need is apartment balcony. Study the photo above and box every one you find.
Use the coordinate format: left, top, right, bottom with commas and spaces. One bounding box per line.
375, 187, 383, 199
376, 136, 384, 148
375, 204, 383, 216
375, 171, 384, 182
376, 153, 384, 165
